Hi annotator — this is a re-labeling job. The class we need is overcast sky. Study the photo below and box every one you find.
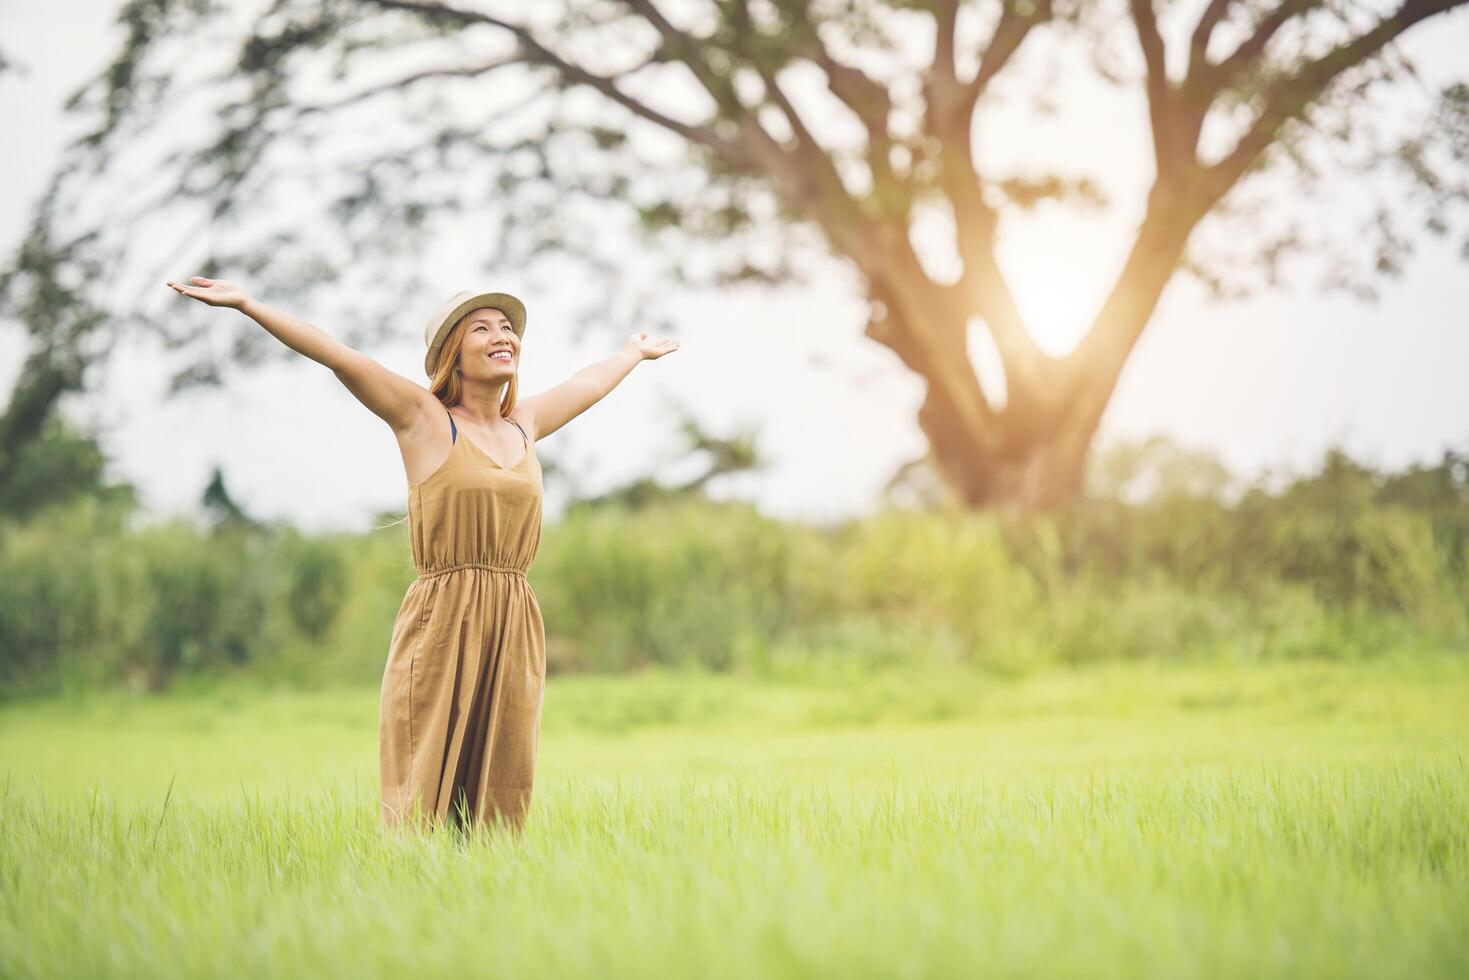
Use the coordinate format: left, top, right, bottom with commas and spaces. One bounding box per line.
3, 1, 1468, 531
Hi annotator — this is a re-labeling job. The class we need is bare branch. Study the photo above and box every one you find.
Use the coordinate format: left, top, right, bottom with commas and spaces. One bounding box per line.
621, 0, 748, 115
1130, 0, 1168, 99
932, 0, 960, 88
921, 0, 1054, 142
359, 0, 730, 155
1202, 0, 1323, 92
294, 54, 531, 116
778, 2, 905, 222
964, 1, 1052, 109
1129, 0, 1180, 179
1188, 0, 1236, 77
609, 0, 877, 237
916, 2, 1057, 399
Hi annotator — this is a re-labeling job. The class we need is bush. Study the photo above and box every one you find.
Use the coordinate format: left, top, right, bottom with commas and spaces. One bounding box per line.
3, 439, 1468, 695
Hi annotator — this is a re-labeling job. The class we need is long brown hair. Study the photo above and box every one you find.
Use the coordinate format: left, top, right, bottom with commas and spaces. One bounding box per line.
373, 308, 522, 531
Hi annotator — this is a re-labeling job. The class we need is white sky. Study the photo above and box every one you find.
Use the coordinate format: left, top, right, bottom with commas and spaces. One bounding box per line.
2, 1, 1468, 531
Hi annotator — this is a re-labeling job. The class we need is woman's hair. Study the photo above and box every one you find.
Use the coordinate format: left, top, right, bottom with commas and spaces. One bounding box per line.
373, 308, 521, 532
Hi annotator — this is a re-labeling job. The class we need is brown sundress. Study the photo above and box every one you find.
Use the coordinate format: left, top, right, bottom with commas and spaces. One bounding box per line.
378, 408, 546, 834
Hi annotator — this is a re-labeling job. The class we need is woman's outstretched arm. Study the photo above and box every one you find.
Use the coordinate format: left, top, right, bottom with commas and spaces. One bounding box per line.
166, 275, 431, 433
518, 331, 679, 440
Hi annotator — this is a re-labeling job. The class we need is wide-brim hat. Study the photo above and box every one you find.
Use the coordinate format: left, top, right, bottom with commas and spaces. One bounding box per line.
422, 290, 528, 376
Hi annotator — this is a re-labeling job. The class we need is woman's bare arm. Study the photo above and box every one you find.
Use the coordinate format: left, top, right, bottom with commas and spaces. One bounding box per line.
517, 331, 680, 440
166, 275, 432, 433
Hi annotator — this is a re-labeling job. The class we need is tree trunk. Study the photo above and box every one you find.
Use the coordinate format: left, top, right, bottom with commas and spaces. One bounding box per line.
865, 189, 1207, 512
915, 380, 1093, 512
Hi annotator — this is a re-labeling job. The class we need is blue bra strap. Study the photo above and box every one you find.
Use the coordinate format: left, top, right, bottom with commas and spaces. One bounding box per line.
447, 410, 524, 446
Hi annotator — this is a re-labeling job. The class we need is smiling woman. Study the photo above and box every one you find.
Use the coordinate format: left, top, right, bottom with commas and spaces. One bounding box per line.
371, 290, 550, 834
164, 275, 680, 835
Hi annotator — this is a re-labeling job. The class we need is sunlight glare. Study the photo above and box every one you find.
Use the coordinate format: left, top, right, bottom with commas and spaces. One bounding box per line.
992, 209, 1132, 358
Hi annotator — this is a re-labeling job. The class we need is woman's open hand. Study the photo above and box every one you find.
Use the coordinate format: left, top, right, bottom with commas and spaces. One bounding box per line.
626, 331, 680, 361
165, 276, 249, 310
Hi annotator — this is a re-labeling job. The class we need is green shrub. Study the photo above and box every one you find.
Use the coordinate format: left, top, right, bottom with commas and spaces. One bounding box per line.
3, 442, 1467, 695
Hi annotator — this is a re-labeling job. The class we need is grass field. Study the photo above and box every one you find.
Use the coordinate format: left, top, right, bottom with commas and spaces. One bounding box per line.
2, 654, 1467, 978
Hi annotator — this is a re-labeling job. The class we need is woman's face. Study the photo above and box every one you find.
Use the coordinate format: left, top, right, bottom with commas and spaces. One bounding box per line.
457, 307, 519, 378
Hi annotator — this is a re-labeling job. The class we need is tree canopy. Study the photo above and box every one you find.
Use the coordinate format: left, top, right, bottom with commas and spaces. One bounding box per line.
2, 0, 1466, 509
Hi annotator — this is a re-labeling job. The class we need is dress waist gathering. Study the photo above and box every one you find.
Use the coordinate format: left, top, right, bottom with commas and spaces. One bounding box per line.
414, 560, 529, 580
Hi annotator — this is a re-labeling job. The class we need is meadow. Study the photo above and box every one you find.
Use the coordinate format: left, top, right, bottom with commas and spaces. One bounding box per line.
3, 654, 1466, 979
3, 455, 1468, 976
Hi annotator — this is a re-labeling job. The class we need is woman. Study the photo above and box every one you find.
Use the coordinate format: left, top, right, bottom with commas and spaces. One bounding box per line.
165, 276, 680, 835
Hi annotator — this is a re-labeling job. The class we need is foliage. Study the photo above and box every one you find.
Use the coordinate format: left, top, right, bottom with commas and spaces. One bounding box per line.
1, 439, 1466, 696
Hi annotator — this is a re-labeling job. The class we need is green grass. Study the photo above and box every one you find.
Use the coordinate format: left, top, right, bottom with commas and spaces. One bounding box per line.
2, 655, 1467, 978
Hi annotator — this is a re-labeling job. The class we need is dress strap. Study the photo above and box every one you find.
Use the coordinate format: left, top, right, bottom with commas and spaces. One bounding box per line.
508, 418, 528, 444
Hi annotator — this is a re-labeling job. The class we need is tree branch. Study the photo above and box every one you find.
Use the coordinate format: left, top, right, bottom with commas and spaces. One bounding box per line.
963, 0, 1052, 111
918, 2, 1055, 402
613, 0, 871, 232
1131, 0, 1168, 102
359, 0, 731, 155
1203, 0, 1469, 200
621, 0, 752, 117
933, 0, 960, 88
1187, 0, 1236, 77
1205, 0, 1322, 90
1058, 0, 1469, 460
294, 55, 532, 116
1129, 0, 1181, 181
776, 3, 907, 221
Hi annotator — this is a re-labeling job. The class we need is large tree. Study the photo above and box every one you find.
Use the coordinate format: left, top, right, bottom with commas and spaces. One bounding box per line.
3, 0, 1466, 508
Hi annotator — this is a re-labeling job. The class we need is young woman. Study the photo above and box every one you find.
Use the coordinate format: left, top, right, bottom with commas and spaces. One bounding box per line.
165, 276, 680, 835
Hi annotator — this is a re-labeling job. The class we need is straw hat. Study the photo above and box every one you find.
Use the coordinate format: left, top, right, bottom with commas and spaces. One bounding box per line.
422, 290, 528, 376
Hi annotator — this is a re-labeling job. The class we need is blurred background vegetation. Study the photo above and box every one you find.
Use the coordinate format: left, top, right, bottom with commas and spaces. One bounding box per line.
3, 420, 1464, 699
